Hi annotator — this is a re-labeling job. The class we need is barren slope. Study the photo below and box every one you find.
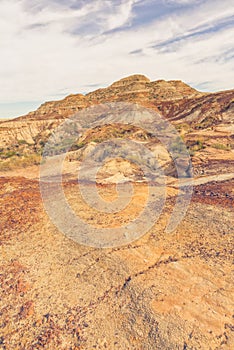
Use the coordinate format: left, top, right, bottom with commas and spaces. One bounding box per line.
0, 176, 233, 349
0, 75, 233, 349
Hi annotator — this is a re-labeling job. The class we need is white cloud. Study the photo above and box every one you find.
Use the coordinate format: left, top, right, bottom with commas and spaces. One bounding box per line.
165, 0, 202, 3
0, 0, 233, 116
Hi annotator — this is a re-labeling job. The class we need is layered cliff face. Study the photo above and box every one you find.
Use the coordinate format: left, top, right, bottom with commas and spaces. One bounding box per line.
19, 93, 91, 121
1, 74, 233, 144
0, 119, 60, 147
0, 74, 233, 177
86, 74, 202, 103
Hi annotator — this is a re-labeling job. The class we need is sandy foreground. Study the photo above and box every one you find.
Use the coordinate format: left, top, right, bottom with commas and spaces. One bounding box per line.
0, 161, 233, 349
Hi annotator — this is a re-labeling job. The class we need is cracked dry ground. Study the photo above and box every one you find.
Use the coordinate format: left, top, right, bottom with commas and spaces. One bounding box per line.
0, 176, 233, 349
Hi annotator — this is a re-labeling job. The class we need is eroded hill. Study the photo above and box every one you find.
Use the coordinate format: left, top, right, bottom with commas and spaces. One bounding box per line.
0, 75, 233, 177
0, 75, 233, 349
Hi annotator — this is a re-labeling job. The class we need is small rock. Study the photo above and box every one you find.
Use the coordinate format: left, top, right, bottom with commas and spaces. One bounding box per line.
19, 301, 34, 319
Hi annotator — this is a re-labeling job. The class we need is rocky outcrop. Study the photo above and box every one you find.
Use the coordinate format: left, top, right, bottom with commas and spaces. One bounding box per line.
18, 93, 90, 121
0, 119, 63, 147
86, 74, 203, 103
1, 75, 233, 148
0, 75, 233, 179
1, 74, 233, 138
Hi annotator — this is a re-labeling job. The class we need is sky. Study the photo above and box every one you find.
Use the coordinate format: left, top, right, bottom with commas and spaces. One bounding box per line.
0, 0, 234, 118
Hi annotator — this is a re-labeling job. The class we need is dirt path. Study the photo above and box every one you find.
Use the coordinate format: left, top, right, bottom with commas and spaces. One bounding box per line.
169, 172, 234, 188
1, 162, 234, 186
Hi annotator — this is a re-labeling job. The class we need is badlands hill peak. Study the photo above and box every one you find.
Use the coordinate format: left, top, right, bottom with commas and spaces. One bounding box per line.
109, 73, 198, 94
110, 74, 151, 87
12, 74, 203, 122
